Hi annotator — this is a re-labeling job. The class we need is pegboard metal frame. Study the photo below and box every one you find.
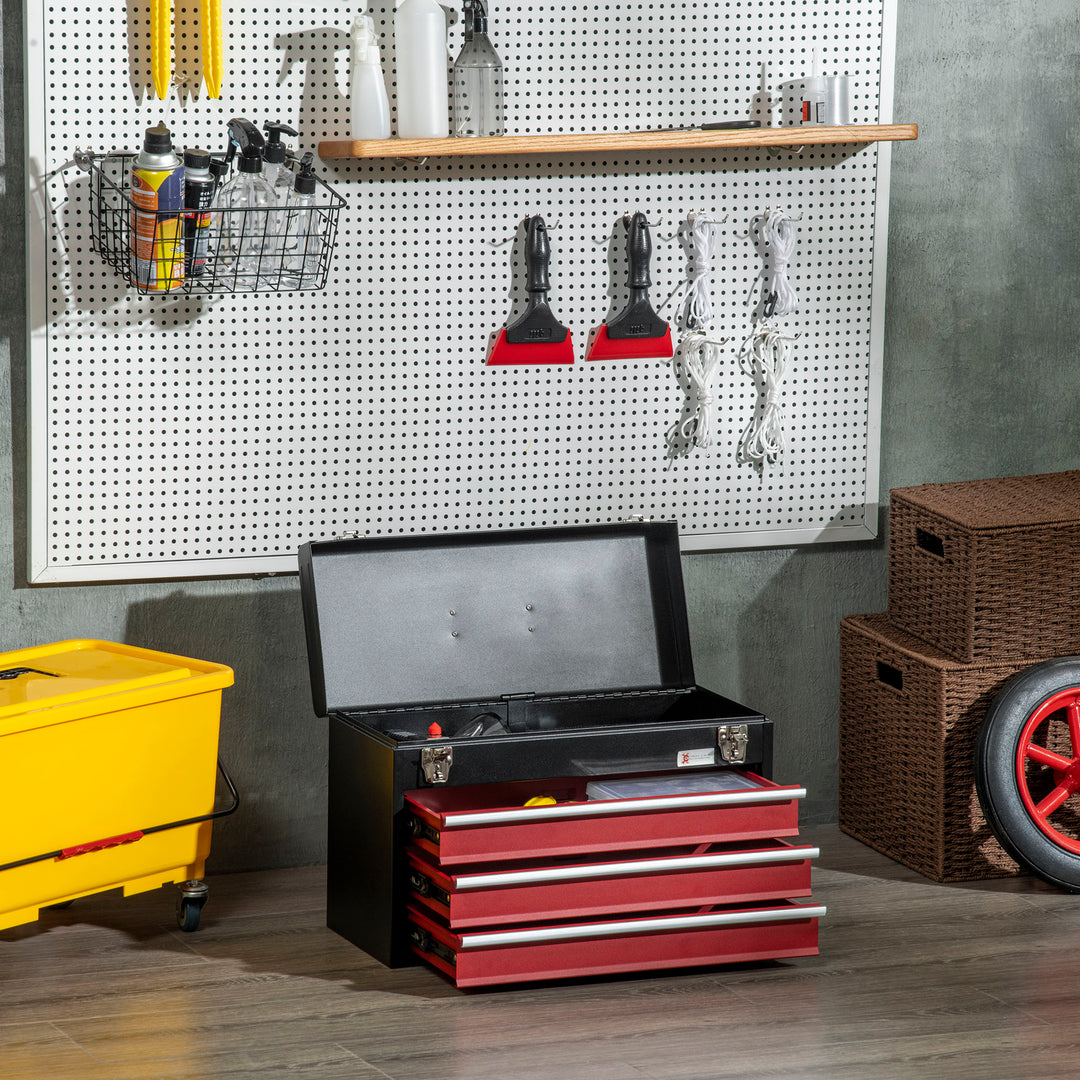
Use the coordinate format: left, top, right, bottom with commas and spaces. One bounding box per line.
25, 0, 900, 584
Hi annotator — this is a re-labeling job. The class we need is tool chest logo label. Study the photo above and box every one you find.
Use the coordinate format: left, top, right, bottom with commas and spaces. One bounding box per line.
678, 748, 713, 768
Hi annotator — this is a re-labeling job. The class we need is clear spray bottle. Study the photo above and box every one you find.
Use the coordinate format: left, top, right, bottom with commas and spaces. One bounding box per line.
214, 119, 279, 285
453, 0, 503, 136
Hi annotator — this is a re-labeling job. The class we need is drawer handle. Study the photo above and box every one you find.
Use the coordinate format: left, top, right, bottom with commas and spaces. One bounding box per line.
459, 904, 828, 949
440, 786, 806, 827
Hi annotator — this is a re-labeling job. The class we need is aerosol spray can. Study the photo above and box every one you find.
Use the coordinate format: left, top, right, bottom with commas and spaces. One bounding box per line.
130, 122, 185, 291
183, 148, 215, 277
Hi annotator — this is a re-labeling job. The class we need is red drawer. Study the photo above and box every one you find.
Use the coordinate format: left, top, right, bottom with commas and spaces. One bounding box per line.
404, 771, 804, 866
407, 838, 817, 927
407, 900, 824, 987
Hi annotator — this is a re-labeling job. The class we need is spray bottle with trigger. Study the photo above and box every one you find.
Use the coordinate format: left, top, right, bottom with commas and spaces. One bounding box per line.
350, 15, 391, 139
453, 0, 503, 136
214, 118, 279, 285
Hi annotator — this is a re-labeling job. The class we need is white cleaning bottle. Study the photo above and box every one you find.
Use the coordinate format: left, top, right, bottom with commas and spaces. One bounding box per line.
351, 16, 392, 139
394, 0, 450, 138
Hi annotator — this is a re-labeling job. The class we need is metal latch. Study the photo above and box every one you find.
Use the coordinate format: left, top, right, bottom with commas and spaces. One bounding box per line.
717, 724, 749, 764
421, 744, 453, 784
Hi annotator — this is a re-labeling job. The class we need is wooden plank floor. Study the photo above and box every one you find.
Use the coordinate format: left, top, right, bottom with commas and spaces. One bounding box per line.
3, 825, 1080, 1079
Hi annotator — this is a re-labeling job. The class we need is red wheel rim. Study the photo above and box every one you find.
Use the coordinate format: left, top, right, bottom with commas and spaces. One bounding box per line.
1015, 687, 1080, 854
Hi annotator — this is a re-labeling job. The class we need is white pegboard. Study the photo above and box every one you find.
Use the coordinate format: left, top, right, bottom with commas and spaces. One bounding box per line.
26, 0, 897, 582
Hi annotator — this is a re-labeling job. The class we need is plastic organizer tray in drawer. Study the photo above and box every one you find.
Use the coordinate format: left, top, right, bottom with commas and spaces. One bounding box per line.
403, 770, 805, 866
407, 899, 825, 987
407, 837, 818, 928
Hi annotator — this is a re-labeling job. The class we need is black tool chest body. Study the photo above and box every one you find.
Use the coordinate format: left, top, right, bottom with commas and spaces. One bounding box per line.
299, 522, 819, 981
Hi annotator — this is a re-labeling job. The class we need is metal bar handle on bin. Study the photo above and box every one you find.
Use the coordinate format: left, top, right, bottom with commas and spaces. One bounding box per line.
0, 666, 58, 679
0, 758, 240, 874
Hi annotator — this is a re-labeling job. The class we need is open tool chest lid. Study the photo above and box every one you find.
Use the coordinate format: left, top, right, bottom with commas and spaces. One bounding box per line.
298, 521, 696, 717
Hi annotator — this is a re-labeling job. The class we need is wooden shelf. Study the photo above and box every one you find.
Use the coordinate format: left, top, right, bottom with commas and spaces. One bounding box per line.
318, 123, 917, 161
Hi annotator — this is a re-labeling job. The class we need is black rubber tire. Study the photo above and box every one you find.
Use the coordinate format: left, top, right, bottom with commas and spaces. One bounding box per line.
176, 897, 204, 932
974, 656, 1080, 891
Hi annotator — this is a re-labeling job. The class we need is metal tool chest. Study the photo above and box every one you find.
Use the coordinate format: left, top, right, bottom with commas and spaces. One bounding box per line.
299, 521, 822, 982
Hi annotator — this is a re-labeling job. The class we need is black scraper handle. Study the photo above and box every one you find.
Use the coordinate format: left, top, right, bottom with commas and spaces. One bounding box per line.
605, 212, 668, 341
504, 214, 570, 345
524, 215, 552, 297
625, 212, 652, 291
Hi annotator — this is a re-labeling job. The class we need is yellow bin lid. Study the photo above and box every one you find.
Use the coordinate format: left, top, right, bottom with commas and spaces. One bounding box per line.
0, 639, 232, 735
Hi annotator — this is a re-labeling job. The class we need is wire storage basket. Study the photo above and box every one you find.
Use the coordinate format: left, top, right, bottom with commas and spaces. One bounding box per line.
79, 151, 347, 296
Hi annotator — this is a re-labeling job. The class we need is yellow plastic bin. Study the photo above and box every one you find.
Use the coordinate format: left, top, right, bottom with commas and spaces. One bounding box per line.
0, 639, 236, 932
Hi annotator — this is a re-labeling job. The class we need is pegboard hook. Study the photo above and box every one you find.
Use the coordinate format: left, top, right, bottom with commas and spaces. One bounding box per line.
622, 213, 661, 230
524, 214, 561, 229
687, 210, 728, 226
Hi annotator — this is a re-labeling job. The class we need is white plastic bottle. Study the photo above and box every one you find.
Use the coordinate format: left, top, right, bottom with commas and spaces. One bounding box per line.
394, 0, 450, 138
351, 16, 391, 139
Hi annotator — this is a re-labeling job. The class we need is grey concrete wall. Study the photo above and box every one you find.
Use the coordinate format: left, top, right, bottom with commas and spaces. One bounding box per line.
1, 0, 1076, 870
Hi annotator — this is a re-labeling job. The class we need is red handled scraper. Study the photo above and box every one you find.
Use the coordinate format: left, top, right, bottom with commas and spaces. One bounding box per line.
585, 212, 673, 361
487, 215, 574, 365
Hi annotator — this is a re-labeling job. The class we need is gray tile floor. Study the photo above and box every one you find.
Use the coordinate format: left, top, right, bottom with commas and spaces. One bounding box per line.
3, 826, 1079, 1079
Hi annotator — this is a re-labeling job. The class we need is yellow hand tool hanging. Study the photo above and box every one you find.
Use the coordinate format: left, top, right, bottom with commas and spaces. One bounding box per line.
202, 0, 224, 98
150, 0, 224, 99
151, 0, 170, 99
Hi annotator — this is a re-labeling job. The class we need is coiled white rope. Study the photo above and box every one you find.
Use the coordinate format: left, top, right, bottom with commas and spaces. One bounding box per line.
756, 208, 799, 318
676, 332, 727, 450
665, 211, 728, 452
738, 322, 798, 465
681, 211, 723, 332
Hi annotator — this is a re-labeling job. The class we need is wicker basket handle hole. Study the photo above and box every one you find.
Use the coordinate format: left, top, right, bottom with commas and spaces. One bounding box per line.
915, 528, 945, 558
876, 661, 904, 692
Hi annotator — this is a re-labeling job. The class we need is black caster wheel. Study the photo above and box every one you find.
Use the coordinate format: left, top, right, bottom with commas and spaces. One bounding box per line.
975, 656, 1080, 891
176, 897, 204, 932
176, 880, 209, 931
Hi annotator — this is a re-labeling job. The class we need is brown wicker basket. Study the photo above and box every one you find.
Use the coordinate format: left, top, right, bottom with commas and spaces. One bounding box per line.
838, 613, 1061, 881
887, 470, 1080, 662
